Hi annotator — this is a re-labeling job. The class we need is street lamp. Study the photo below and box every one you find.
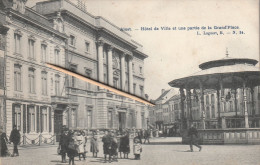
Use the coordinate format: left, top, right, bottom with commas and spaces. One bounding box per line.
146, 118, 149, 129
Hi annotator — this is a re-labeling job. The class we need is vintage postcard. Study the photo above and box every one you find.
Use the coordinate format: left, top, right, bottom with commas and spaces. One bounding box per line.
0, 0, 259, 165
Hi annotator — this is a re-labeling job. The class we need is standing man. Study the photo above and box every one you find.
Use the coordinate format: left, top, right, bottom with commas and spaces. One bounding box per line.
143, 129, 150, 144
59, 128, 70, 163
188, 124, 202, 152
9, 125, 20, 156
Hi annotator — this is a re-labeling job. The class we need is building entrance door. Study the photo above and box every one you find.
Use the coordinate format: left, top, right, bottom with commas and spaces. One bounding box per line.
118, 112, 126, 132
54, 110, 63, 142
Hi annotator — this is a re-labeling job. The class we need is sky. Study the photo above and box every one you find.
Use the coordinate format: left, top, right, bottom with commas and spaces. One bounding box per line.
28, 0, 259, 100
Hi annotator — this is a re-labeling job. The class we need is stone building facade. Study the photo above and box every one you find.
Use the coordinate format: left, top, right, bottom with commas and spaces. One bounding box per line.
0, 0, 149, 140
0, 0, 68, 141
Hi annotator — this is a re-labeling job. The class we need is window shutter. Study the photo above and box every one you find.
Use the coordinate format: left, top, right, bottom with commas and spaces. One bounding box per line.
12, 104, 15, 129
27, 105, 30, 133
40, 107, 43, 133
49, 108, 52, 133
23, 104, 26, 133
36, 106, 39, 133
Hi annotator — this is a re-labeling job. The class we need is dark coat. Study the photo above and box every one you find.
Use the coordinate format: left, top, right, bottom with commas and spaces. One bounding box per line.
111, 137, 118, 156
9, 129, 20, 145
102, 135, 111, 155
67, 135, 78, 158
188, 127, 198, 141
59, 133, 70, 154
0, 133, 8, 157
120, 135, 130, 153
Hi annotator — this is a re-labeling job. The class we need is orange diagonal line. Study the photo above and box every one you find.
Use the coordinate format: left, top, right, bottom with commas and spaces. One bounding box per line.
46, 63, 155, 106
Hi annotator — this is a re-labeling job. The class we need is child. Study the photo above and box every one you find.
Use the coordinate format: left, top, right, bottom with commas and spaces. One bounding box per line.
133, 137, 142, 160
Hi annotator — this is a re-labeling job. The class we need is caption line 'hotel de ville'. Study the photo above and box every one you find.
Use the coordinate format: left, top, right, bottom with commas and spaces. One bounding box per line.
0, 0, 149, 140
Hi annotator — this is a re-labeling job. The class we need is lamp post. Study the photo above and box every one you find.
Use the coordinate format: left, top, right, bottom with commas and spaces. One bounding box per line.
146, 118, 149, 130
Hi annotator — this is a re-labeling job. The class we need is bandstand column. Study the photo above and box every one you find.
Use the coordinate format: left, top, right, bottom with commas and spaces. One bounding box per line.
199, 82, 205, 129
179, 88, 185, 130
243, 82, 249, 128
217, 89, 221, 128
250, 86, 255, 127
220, 80, 226, 129
97, 40, 104, 82
128, 56, 133, 93
186, 88, 192, 128
120, 53, 126, 91
107, 46, 114, 86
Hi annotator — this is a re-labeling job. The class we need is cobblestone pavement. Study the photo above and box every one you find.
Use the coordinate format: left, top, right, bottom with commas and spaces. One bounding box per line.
1, 142, 260, 165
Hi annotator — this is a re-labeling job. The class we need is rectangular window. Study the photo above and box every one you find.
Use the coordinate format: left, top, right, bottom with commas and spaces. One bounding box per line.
108, 111, 113, 128
28, 68, 35, 93
41, 44, 47, 62
14, 64, 22, 91
113, 78, 118, 88
28, 39, 35, 59
69, 35, 75, 46
14, 105, 21, 131
211, 105, 215, 118
29, 107, 35, 132
139, 66, 143, 74
133, 83, 136, 94
104, 73, 107, 84
71, 108, 76, 128
87, 110, 92, 128
54, 49, 60, 65
70, 64, 77, 88
85, 42, 89, 52
41, 72, 47, 95
14, 33, 21, 54
55, 75, 60, 96
140, 85, 144, 97
132, 63, 135, 73
85, 69, 92, 90
41, 108, 48, 131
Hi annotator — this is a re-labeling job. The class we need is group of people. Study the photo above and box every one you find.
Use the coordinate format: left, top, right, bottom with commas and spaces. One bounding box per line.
102, 130, 132, 163
59, 128, 89, 165
58, 127, 144, 164
0, 125, 21, 157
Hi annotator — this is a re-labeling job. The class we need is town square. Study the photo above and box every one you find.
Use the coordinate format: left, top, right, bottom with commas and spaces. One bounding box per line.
0, 0, 260, 165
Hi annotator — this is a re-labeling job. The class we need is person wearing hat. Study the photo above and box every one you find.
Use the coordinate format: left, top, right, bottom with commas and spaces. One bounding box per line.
9, 125, 20, 156
59, 128, 70, 163
0, 128, 9, 157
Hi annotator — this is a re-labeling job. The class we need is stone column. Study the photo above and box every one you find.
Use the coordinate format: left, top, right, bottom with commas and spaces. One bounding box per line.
120, 53, 126, 91
97, 40, 104, 82
107, 45, 114, 86
128, 56, 133, 93
179, 88, 185, 130
186, 88, 192, 128
217, 89, 221, 128
243, 82, 249, 128
220, 80, 226, 129
199, 82, 205, 129
250, 86, 255, 127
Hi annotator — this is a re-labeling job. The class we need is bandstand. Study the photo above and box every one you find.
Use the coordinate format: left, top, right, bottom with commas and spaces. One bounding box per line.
168, 55, 260, 131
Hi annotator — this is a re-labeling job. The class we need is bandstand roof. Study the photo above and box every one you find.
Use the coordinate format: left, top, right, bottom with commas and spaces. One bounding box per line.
168, 57, 260, 89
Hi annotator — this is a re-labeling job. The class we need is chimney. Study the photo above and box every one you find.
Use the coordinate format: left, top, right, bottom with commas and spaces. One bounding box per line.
161, 89, 165, 94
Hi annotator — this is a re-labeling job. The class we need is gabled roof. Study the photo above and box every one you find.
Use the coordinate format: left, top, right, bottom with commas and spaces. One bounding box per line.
155, 89, 171, 102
